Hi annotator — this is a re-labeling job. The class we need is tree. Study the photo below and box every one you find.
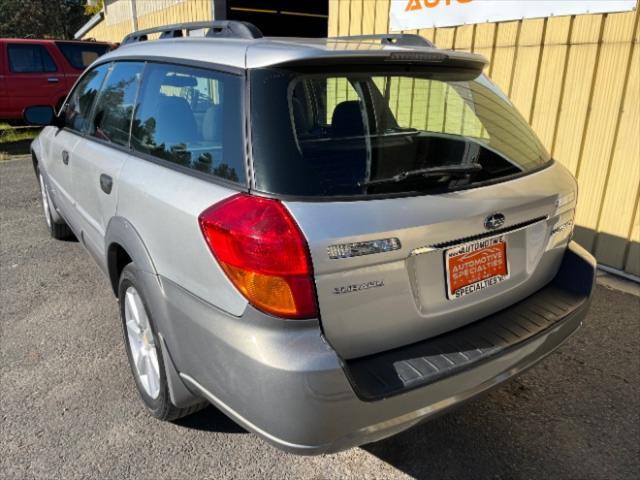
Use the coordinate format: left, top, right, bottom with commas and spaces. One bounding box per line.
85, 0, 104, 16
0, 0, 91, 39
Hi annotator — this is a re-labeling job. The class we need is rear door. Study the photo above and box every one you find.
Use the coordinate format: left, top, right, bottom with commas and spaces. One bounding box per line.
5, 42, 67, 116
250, 68, 578, 359
71, 61, 144, 262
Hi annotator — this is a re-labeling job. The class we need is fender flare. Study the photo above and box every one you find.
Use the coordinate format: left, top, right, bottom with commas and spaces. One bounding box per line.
104, 216, 158, 296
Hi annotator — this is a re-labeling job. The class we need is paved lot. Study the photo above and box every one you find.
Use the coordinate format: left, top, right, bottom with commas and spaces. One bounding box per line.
1, 157, 639, 479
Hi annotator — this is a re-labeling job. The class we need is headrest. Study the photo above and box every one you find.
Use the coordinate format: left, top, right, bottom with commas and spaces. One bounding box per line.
331, 100, 365, 138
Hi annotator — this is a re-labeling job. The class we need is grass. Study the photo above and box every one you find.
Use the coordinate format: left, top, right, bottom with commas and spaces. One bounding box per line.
0, 122, 41, 143
0, 122, 41, 159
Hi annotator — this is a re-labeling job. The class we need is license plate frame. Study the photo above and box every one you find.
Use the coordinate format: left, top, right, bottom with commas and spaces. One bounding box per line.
445, 236, 509, 300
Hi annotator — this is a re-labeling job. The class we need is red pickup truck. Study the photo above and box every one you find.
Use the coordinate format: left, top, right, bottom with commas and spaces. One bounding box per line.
0, 39, 113, 123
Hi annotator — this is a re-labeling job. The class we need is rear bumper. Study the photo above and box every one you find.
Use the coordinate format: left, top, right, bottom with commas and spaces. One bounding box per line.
168, 241, 595, 454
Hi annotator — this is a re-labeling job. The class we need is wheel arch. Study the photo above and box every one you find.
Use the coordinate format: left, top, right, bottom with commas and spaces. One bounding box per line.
106, 217, 203, 409
105, 216, 158, 297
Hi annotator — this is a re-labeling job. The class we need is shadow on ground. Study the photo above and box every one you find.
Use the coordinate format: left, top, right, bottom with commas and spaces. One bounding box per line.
174, 405, 247, 434
0, 139, 32, 155
359, 285, 640, 479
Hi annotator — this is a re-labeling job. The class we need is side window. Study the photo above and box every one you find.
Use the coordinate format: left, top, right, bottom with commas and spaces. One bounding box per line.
63, 63, 109, 132
131, 63, 245, 184
89, 62, 144, 147
8, 44, 57, 73
56, 42, 110, 70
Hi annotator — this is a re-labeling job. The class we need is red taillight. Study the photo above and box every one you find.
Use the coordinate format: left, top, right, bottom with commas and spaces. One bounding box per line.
198, 194, 318, 319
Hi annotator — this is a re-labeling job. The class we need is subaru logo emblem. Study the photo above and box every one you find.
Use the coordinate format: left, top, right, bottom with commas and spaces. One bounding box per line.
484, 213, 505, 231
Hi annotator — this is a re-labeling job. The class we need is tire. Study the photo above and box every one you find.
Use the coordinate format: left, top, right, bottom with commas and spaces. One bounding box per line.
37, 171, 74, 240
118, 263, 206, 421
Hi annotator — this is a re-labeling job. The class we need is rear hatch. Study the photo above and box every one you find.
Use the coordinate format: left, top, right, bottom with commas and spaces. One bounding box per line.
249, 63, 577, 359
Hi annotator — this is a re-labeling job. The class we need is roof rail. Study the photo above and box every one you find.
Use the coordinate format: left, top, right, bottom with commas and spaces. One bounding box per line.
331, 34, 434, 48
122, 20, 263, 45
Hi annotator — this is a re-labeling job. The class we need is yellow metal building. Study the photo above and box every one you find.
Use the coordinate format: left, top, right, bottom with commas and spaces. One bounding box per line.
79, 0, 639, 278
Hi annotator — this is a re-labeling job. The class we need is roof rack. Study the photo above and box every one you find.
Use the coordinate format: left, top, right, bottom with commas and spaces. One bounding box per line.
122, 20, 263, 45
330, 34, 434, 48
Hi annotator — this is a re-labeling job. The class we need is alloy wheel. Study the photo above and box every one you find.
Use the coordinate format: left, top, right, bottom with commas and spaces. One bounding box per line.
124, 286, 160, 399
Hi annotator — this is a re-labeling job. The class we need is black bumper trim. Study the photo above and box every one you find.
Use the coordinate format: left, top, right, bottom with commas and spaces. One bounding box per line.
344, 244, 595, 401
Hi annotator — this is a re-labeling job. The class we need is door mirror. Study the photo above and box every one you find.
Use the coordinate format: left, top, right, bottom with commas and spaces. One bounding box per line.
23, 105, 59, 127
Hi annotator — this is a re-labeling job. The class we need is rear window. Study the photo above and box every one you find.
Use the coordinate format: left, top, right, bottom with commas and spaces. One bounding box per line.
56, 42, 110, 70
250, 67, 551, 198
131, 63, 245, 184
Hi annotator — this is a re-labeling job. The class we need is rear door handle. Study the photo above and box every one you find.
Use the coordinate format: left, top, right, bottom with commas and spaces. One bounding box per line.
100, 174, 113, 194
62, 150, 69, 165
47, 77, 60, 83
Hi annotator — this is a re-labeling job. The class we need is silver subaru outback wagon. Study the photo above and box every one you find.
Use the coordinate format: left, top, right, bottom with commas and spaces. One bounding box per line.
25, 21, 596, 454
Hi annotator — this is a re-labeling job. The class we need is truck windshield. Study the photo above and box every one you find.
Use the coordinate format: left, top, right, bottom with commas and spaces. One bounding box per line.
249, 67, 551, 198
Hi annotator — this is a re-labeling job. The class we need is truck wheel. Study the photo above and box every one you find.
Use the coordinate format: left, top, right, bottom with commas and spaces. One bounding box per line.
118, 263, 206, 421
38, 172, 73, 240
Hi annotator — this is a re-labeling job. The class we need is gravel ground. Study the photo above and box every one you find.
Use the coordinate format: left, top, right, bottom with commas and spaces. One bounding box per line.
1, 156, 639, 479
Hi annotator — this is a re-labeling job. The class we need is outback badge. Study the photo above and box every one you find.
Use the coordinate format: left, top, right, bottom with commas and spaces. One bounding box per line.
333, 280, 384, 295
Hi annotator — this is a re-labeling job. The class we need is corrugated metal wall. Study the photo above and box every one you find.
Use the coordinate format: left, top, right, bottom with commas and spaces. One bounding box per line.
84, 0, 213, 42
330, 1, 640, 277
135, 0, 212, 31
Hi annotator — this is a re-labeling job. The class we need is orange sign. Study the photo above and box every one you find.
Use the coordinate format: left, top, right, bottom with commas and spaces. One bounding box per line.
405, 0, 472, 12
391, 0, 636, 31
446, 237, 508, 299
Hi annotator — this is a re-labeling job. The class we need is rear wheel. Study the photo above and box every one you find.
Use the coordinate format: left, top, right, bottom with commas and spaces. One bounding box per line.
119, 263, 206, 421
38, 172, 73, 240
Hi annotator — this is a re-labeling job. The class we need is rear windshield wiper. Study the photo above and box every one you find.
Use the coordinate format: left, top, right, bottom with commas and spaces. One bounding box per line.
359, 163, 483, 188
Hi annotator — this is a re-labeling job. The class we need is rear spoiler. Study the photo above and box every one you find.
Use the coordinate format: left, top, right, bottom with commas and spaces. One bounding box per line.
257, 48, 488, 77
247, 33, 487, 73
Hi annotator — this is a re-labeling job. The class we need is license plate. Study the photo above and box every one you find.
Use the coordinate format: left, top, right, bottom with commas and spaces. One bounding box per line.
445, 236, 509, 300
